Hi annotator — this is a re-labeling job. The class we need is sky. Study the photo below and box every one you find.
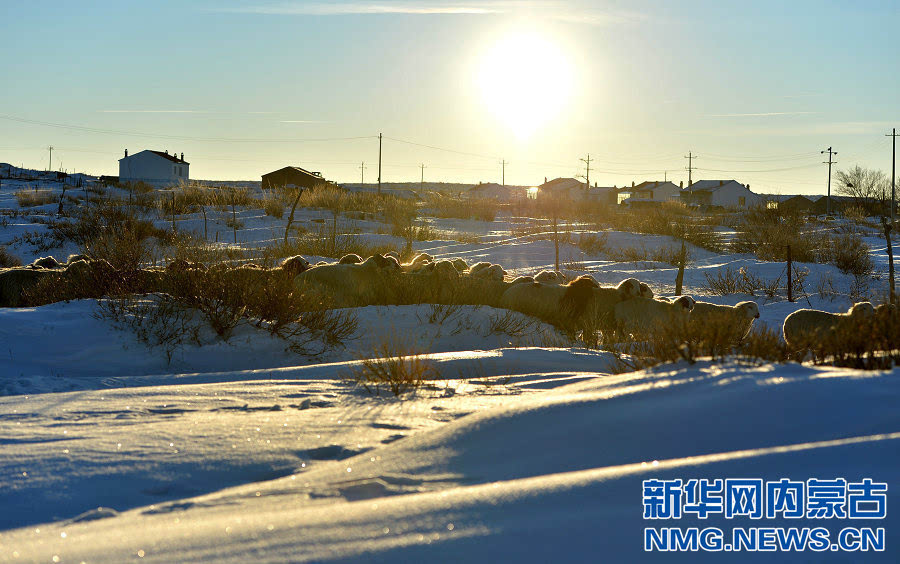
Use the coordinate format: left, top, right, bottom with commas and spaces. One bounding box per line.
0, 0, 898, 194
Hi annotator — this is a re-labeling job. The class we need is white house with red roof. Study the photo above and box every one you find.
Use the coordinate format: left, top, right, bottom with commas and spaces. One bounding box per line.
118, 149, 189, 185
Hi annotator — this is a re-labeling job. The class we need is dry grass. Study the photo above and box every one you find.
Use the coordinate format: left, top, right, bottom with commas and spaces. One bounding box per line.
348, 341, 439, 396
15, 189, 57, 208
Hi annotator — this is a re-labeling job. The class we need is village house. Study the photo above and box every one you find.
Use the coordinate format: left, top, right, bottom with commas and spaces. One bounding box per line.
682, 179, 762, 210
261, 166, 327, 190
618, 180, 682, 207
467, 182, 523, 201
119, 149, 189, 185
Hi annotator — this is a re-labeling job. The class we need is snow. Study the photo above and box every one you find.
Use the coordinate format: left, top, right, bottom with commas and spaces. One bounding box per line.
0, 167, 898, 561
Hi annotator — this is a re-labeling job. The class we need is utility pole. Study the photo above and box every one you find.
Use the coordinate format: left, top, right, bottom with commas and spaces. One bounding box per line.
888, 128, 898, 222
822, 147, 837, 216
48, 146, 54, 172
419, 163, 426, 189
500, 159, 507, 186
377, 133, 382, 195
684, 152, 697, 187
359, 161, 366, 185
580, 154, 592, 190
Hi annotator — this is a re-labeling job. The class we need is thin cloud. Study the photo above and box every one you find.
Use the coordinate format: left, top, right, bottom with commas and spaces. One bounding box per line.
219, 1, 643, 25
99, 110, 209, 114
279, 120, 327, 123
708, 112, 818, 118
225, 2, 499, 15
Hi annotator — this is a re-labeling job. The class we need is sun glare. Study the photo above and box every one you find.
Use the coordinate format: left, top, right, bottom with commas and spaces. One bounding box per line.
476, 31, 574, 140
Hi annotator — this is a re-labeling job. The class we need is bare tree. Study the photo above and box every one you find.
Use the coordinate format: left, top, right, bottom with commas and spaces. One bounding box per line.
835, 165, 889, 210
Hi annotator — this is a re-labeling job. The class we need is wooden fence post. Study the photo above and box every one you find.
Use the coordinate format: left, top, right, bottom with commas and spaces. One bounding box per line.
675, 240, 686, 296
884, 218, 895, 304
787, 245, 793, 302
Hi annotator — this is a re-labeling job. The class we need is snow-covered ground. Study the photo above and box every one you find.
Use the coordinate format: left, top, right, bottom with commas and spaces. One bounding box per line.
1, 169, 897, 561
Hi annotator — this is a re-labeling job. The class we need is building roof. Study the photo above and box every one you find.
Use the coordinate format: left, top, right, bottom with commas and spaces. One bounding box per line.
540, 177, 584, 192
632, 180, 679, 191
119, 150, 189, 164
148, 150, 188, 164
263, 166, 322, 178
686, 180, 745, 192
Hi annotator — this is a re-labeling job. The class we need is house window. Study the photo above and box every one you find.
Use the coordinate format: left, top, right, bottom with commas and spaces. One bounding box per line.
739, 197, 746, 207
767, 201, 778, 210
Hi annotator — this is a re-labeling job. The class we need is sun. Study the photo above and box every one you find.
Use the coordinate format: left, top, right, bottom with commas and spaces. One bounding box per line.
475, 31, 575, 140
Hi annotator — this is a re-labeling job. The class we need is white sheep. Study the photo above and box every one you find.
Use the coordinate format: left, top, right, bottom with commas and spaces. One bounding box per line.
509, 275, 535, 285
450, 258, 469, 272
294, 253, 400, 307
689, 300, 760, 341
469, 262, 506, 281
338, 253, 362, 264
279, 255, 311, 277
616, 278, 643, 299
500, 275, 627, 332
613, 295, 695, 337
534, 270, 568, 285
639, 282, 654, 299
783, 302, 875, 350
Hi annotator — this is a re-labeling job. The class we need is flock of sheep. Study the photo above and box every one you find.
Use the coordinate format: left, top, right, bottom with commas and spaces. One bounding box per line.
0, 250, 890, 356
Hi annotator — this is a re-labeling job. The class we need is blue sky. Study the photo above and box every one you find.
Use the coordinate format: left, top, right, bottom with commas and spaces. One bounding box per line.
1, 0, 898, 194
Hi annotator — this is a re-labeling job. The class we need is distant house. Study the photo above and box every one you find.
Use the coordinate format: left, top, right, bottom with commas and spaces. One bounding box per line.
682, 180, 761, 210
467, 182, 522, 201
583, 185, 618, 205
537, 177, 585, 199
119, 149, 189, 185
261, 166, 327, 190
777, 195, 815, 213
619, 181, 682, 206
809, 195, 859, 216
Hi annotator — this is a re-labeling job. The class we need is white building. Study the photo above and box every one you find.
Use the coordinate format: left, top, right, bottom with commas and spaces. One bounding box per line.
118, 149, 189, 185
683, 180, 762, 209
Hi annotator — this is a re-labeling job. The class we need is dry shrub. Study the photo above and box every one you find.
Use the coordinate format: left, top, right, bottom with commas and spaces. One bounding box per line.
95, 295, 201, 364
50, 202, 167, 248
611, 320, 789, 372
265, 224, 399, 262
607, 244, 685, 266
733, 206, 827, 261
425, 193, 499, 222
577, 232, 608, 256
261, 190, 285, 219
704, 265, 807, 300
0, 246, 22, 268
827, 232, 873, 277
348, 341, 439, 397
15, 189, 57, 207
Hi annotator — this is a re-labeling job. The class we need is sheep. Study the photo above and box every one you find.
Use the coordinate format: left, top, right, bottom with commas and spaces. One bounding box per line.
616, 278, 643, 299
31, 256, 62, 269
384, 250, 401, 261
639, 282, 654, 299
469, 262, 506, 281
338, 253, 363, 265
431, 259, 459, 280
509, 275, 535, 285
66, 253, 90, 264
165, 259, 206, 273
468, 262, 492, 276
0, 268, 59, 306
408, 252, 433, 267
613, 295, 695, 337
783, 302, 876, 350
294, 253, 401, 307
534, 270, 568, 285
450, 258, 469, 272
279, 255, 311, 277
500, 275, 628, 336
689, 300, 760, 342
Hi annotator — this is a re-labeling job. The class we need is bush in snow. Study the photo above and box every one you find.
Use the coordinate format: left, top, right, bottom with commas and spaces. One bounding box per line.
348, 341, 439, 397
0, 246, 22, 268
